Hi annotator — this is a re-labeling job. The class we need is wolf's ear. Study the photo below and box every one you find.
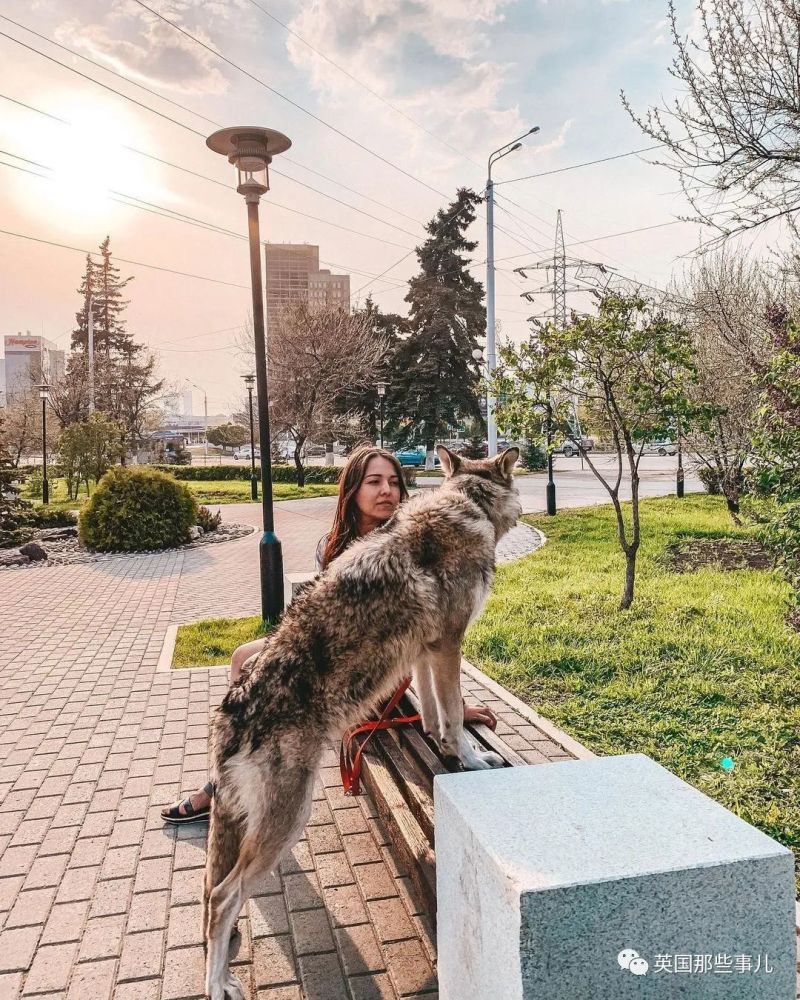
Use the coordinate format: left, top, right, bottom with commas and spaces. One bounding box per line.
436, 445, 461, 477
497, 447, 519, 477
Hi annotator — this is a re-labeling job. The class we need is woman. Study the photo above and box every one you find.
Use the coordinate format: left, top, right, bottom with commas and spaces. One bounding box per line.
162, 445, 497, 824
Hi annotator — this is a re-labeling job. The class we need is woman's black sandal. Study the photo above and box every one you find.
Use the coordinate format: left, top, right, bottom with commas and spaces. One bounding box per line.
161, 782, 214, 825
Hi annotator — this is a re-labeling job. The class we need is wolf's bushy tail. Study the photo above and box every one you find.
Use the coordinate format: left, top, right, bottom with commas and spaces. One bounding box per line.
203, 787, 243, 942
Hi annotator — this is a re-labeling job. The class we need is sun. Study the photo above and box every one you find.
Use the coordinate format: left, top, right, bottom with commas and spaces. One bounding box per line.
7, 93, 167, 231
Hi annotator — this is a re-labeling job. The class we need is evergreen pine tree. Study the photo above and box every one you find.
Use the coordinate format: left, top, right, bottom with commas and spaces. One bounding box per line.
0, 413, 35, 548
71, 237, 133, 358
388, 188, 485, 463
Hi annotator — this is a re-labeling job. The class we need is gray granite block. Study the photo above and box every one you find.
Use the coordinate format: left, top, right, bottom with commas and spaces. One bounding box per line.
435, 754, 796, 999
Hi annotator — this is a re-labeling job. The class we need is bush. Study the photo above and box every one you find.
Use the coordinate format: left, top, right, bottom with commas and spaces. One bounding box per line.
31, 507, 78, 528
697, 466, 722, 495
196, 505, 222, 533
148, 463, 342, 484
79, 467, 198, 552
520, 441, 547, 471
759, 500, 800, 593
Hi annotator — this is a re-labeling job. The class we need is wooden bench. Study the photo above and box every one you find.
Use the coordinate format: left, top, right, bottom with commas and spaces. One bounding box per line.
356, 686, 528, 921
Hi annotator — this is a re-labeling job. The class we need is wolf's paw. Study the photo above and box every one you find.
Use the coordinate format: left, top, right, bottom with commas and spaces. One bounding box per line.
224, 971, 245, 999
463, 749, 504, 770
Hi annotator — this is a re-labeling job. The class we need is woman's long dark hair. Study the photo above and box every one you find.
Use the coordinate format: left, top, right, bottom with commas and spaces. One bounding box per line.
321, 446, 408, 570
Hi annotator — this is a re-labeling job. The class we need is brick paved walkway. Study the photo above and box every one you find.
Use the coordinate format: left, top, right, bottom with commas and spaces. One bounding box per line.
2, 499, 795, 998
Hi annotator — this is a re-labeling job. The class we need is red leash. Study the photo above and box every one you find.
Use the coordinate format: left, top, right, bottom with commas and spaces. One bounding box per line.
340, 677, 421, 796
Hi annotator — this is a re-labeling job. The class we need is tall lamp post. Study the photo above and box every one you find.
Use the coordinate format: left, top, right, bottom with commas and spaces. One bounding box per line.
676, 416, 685, 499
242, 373, 258, 501
36, 383, 50, 505
545, 396, 556, 516
376, 381, 388, 449
486, 126, 540, 458
207, 126, 291, 624
185, 380, 209, 463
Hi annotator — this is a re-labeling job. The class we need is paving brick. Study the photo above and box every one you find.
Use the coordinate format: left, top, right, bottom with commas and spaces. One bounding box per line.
342, 834, 382, 866
6, 887, 56, 929
0, 925, 40, 972
297, 952, 349, 1000
24, 854, 69, 891
133, 857, 172, 894
21, 941, 76, 994
314, 851, 355, 889
170, 869, 203, 907
255, 988, 302, 1000
0, 971, 23, 999
0, 845, 38, 878
166, 903, 204, 949
78, 914, 126, 961
173, 837, 205, 871
383, 939, 436, 996
335, 924, 386, 976
367, 899, 416, 945
354, 863, 397, 902
88, 878, 131, 917
69, 836, 108, 869
112, 977, 162, 1000
323, 885, 369, 929
127, 890, 169, 933
348, 973, 398, 1000
288, 908, 335, 956
161, 943, 207, 1000
283, 873, 324, 913
252, 935, 297, 989
249, 895, 290, 939
117, 929, 164, 981
67, 957, 116, 1000
55, 866, 99, 905
40, 899, 90, 944
100, 846, 139, 881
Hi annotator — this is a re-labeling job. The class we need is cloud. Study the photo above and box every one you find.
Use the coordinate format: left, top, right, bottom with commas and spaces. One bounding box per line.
52, 1, 248, 95
284, 0, 526, 162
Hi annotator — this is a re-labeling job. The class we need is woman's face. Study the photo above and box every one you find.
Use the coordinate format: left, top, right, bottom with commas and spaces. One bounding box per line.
354, 456, 402, 527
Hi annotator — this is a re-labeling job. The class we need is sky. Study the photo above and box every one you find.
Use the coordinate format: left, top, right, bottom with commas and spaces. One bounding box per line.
0, 0, 783, 413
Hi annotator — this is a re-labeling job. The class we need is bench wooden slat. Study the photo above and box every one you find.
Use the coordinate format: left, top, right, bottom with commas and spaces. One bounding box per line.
375, 730, 436, 842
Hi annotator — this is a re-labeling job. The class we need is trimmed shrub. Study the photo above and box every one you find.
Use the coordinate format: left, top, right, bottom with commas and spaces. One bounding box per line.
80, 467, 198, 552
196, 505, 222, 533
148, 463, 342, 484
31, 507, 78, 528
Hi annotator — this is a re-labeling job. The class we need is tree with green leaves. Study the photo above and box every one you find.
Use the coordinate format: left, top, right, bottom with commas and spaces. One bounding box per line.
0, 412, 36, 548
57, 413, 127, 500
492, 293, 704, 609
207, 423, 249, 451
388, 188, 485, 467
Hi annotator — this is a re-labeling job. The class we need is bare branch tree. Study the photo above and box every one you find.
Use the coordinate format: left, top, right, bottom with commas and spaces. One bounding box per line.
623, 0, 800, 246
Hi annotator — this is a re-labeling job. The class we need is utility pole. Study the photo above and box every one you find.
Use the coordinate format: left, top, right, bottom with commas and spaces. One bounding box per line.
88, 296, 95, 414
485, 127, 540, 457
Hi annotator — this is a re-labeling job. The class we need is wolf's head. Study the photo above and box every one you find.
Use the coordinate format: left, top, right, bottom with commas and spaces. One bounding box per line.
435, 445, 522, 540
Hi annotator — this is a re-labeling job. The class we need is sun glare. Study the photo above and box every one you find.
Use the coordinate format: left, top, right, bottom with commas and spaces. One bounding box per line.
10, 95, 168, 231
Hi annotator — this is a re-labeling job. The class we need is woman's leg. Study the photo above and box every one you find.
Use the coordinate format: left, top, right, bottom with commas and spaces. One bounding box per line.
161, 638, 267, 823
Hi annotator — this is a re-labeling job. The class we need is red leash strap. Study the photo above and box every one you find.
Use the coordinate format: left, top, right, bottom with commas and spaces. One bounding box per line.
340, 677, 421, 796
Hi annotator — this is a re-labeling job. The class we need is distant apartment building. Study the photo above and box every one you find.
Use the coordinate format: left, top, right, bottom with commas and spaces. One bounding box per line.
3, 334, 65, 403
264, 243, 350, 323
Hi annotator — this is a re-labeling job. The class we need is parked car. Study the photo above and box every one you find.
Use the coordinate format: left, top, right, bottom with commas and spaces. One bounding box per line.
394, 448, 440, 468
305, 444, 326, 456
233, 446, 260, 461
553, 436, 594, 458
645, 439, 677, 456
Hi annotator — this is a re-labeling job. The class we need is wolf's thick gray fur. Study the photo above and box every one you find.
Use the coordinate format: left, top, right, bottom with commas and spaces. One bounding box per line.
203, 446, 521, 999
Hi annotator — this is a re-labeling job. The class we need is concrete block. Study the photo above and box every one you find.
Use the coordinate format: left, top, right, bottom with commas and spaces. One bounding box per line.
284, 573, 315, 607
435, 754, 796, 999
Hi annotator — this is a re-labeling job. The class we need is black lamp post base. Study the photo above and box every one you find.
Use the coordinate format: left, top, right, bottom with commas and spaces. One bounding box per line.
676, 474, 685, 499
546, 480, 557, 516
42, 480, 50, 506
259, 531, 285, 624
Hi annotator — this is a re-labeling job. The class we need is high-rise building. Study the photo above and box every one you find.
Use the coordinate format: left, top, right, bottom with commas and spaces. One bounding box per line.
3, 334, 65, 402
264, 244, 350, 323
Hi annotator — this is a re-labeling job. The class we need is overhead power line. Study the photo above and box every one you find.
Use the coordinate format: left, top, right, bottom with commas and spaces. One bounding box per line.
0, 227, 250, 288
130, 0, 450, 200
0, 15, 426, 229
495, 145, 663, 186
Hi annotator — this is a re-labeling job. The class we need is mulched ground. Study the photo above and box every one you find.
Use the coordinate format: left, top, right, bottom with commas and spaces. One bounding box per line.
662, 536, 774, 574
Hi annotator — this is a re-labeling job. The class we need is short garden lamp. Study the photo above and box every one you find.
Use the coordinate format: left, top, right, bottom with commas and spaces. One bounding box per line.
207, 125, 292, 624
241, 373, 258, 502
376, 380, 388, 449
35, 383, 50, 506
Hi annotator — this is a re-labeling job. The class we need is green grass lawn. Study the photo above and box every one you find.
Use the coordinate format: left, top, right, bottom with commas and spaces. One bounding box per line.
21, 476, 339, 510
463, 495, 800, 889
173, 616, 269, 668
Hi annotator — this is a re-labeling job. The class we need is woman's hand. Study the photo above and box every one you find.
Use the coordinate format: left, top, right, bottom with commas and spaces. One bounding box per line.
463, 702, 498, 730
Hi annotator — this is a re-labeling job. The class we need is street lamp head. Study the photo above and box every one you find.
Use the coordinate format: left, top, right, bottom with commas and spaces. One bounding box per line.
527, 126, 541, 136
509, 142, 522, 153
241, 373, 256, 389
376, 380, 388, 397
206, 127, 292, 200
471, 348, 484, 362
36, 382, 50, 401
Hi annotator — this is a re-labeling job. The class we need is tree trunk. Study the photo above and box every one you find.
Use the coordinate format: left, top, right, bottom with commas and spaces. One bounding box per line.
425, 439, 435, 470
294, 443, 305, 487
620, 548, 637, 610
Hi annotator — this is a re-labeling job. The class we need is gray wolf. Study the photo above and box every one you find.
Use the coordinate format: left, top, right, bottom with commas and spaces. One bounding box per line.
203, 445, 521, 999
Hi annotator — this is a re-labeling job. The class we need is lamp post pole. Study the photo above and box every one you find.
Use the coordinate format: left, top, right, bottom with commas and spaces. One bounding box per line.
242, 374, 258, 501
376, 381, 388, 450
486, 126, 540, 457
37, 384, 50, 505
676, 417, 685, 499
207, 126, 291, 623
546, 397, 556, 515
